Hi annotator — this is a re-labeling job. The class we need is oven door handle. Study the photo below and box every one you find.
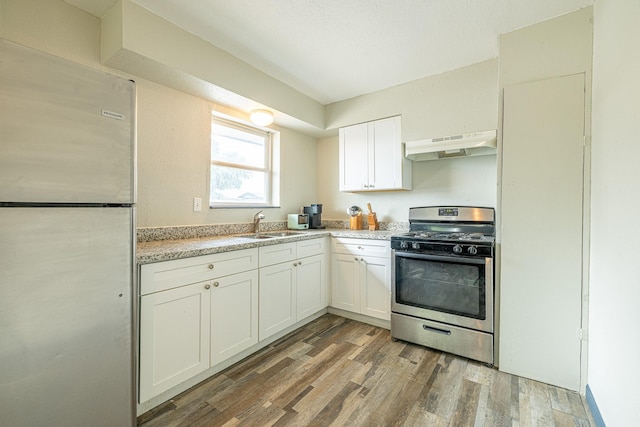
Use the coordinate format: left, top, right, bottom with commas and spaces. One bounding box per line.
422, 324, 452, 335
393, 250, 488, 265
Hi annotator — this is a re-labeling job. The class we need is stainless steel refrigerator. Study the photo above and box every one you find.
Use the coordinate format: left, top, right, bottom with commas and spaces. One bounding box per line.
0, 39, 136, 426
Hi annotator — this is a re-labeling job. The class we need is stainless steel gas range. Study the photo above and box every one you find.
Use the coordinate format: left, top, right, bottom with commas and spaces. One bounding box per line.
390, 206, 495, 364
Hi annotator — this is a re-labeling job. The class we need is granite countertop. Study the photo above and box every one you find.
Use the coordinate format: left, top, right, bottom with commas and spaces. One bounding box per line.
137, 229, 396, 265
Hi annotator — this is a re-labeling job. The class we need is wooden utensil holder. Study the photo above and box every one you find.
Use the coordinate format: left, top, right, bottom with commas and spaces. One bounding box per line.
368, 213, 379, 231
350, 215, 362, 230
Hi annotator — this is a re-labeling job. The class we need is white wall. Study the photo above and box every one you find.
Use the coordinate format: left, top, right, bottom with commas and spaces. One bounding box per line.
136, 78, 319, 226
0, 0, 319, 227
318, 136, 496, 222
326, 58, 498, 141
320, 59, 499, 222
590, 1, 640, 425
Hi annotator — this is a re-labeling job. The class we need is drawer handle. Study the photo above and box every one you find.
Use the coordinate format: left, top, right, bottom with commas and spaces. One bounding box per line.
208, 264, 214, 270
213, 281, 219, 287
422, 324, 452, 335
204, 284, 211, 290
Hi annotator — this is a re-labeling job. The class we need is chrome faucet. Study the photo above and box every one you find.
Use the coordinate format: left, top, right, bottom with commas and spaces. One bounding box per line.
253, 210, 265, 234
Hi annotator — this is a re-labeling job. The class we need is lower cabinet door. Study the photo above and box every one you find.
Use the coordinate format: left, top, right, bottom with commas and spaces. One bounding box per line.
360, 255, 391, 320
259, 261, 296, 340
296, 254, 326, 319
210, 270, 259, 366
331, 253, 360, 313
139, 281, 211, 402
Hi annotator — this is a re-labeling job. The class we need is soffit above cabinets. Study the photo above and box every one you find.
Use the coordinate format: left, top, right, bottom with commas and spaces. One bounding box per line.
65, 0, 593, 105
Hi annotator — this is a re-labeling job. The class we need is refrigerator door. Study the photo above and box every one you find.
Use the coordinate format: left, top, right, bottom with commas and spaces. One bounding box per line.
0, 39, 135, 204
0, 207, 135, 426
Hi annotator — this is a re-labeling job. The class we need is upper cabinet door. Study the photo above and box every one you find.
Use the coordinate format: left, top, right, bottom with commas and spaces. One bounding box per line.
338, 116, 411, 192
0, 40, 135, 204
339, 123, 368, 191
369, 116, 401, 190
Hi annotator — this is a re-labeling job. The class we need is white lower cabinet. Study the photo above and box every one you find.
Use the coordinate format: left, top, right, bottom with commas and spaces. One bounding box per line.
296, 253, 326, 319
258, 238, 327, 340
331, 238, 391, 321
139, 248, 258, 402
210, 269, 259, 366
139, 280, 211, 403
359, 255, 391, 319
139, 240, 328, 404
259, 261, 297, 340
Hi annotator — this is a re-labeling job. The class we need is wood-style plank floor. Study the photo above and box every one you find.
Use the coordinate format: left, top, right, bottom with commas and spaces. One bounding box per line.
138, 314, 595, 427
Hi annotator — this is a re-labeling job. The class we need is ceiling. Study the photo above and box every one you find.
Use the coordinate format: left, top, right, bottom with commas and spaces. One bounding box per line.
67, 0, 592, 105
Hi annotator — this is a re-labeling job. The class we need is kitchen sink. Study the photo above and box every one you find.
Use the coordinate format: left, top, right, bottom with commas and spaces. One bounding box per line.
262, 231, 307, 237
243, 234, 275, 239
242, 231, 308, 240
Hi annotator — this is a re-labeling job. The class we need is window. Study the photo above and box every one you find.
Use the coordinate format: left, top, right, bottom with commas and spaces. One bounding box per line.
210, 116, 275, 207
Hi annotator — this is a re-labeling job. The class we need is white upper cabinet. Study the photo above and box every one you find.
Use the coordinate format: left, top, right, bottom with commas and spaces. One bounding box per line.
339, 116, 411, 192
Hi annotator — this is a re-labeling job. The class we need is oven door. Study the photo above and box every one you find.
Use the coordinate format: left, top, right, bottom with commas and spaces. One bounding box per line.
391, 250, 493, 332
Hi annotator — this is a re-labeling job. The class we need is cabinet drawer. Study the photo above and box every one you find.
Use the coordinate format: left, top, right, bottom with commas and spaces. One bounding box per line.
140, 248, 259, 295
259, 242, 297, 267
331, 237, 390, 257
297, 237, 325, 259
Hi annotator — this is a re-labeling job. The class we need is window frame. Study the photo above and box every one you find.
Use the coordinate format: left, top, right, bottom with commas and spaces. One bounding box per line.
209, 115, 275, 208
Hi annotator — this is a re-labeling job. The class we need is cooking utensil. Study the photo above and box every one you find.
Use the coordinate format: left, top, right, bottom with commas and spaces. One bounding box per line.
347, 205, 361, 217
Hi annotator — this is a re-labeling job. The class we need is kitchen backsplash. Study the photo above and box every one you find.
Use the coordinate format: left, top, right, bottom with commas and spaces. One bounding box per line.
137, 219, 409, 242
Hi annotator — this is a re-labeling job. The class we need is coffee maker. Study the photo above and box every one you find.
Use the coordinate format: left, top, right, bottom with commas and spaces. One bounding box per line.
303, 204, 325, 229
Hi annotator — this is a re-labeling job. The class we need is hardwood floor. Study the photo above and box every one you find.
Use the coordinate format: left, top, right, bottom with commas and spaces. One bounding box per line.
138, 314, 595, 427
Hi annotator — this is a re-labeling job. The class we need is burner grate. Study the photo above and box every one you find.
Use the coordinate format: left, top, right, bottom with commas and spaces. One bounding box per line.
408, 232, 488, 241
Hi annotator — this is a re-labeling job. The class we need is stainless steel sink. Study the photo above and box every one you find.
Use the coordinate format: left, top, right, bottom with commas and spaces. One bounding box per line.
243, 233, 275, 239
262, 231, 306, 237
242, 231, 307, 240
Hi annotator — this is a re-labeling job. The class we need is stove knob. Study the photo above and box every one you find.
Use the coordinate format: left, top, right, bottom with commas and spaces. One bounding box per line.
411, 242, 420, 250
468, 246, 478, 255
453, 244, 463, 254
400, 241, 409, 249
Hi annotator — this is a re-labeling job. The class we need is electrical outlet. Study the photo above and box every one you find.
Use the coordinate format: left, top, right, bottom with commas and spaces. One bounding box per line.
193, 197, 202, 212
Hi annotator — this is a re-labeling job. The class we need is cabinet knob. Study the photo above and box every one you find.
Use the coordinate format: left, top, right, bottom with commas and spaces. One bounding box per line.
213, 281, 219, 287
293, 262, 298, 267
298, 260, 302, 265
208, 264, 214, 270
204, 284, 211, 290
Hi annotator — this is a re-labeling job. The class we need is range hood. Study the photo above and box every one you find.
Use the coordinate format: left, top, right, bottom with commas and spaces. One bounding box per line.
405, 130, 497, 161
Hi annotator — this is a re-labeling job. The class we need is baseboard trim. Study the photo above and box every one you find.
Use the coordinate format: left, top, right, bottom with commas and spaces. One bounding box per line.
586, 384, 606, 427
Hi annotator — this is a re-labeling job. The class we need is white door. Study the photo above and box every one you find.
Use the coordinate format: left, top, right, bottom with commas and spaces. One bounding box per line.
339, 123, 368, 191
210, 270, 259, 366
369, 116, 400, 190
500, 73, 585, 390
139, 281, 210, 402
331, 253, 360, 313
259, 262, 296, 340
296, 254, 325, 319
360, 256, 391, 320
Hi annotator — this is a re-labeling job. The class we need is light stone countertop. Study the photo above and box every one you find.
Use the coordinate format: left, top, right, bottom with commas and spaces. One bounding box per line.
137, 229, 397, 265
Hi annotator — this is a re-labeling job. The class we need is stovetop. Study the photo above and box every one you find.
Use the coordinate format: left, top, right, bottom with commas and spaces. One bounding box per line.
391, 206, 495, 257
395, 231, 494, 243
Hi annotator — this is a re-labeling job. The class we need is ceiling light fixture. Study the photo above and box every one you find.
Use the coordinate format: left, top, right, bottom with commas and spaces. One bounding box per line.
249, 109, 274, 126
